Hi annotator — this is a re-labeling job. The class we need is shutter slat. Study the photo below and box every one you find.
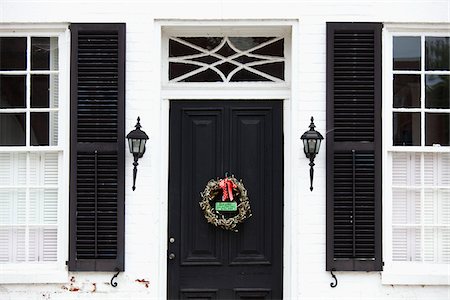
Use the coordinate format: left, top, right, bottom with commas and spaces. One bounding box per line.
69, 23, 125, 272
326, 23, 382, 271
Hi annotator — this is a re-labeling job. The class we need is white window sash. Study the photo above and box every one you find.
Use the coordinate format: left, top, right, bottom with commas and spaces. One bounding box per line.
0, 24, 70, 283
382, 25, 450, 285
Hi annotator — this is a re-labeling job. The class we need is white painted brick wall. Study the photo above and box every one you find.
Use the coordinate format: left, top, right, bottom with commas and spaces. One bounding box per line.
0, 0, 449, 299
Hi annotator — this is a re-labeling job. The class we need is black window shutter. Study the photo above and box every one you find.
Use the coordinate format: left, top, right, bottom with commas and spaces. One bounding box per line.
69, 23, 125, 271
326, 22, 382, 271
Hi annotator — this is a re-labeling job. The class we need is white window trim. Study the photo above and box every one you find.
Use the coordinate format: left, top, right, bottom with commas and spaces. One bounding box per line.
156, 19, 298, 299
0, 23, 70, 284
382, 23, 450, 286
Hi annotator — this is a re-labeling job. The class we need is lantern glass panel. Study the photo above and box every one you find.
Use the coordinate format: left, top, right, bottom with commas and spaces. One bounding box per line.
308, 139, 317, 154
129, 138, 142, 154
303, 139, 308, 154
315, 139, 322, 154
139, 139, 146, 153
128, 138, 134, 153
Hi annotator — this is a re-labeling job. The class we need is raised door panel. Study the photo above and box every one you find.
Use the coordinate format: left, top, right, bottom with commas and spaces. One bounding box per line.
229, 109, 273, 265
179, 109, 224, 265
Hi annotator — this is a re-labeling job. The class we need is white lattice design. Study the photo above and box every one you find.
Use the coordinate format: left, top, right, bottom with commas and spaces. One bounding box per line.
168, 36, 285, 83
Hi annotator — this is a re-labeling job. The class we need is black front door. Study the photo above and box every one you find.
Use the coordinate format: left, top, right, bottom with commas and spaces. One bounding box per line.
168, 100, 283, 299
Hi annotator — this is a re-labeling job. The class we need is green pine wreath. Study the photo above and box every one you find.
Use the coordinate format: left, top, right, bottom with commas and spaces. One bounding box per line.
199, 176, 252, 232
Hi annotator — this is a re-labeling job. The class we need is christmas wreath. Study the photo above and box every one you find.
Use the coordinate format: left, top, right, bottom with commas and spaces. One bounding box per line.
199, 175, 252, 232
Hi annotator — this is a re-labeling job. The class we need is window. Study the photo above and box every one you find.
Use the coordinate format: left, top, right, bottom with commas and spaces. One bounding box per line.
383, 27, 450, 285
163, 27, 290, 86
169, 36, 285, 82
0, 28, 69, 283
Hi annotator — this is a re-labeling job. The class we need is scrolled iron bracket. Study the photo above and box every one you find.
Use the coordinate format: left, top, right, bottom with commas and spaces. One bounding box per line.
330, 268, 338, 288
111, 269, 120, 288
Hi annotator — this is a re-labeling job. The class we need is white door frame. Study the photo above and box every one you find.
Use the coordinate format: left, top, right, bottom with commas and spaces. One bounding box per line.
154, 19, 299, 299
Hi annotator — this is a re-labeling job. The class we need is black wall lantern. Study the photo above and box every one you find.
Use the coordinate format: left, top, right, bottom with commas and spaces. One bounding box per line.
126, 117, 149, 191
301, 117, 324, 191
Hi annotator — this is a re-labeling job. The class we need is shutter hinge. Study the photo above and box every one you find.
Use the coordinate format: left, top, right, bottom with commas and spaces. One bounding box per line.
65, 260, 69, 265
382, 261, 385, 267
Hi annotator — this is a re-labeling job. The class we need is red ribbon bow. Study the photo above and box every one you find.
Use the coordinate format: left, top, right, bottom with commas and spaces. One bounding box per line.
219, 178, 237, 201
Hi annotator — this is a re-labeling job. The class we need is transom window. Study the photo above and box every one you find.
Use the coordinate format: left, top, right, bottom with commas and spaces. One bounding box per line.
167, 36, 286, 83
387, 33, 450, 268
0, 34, 64, 265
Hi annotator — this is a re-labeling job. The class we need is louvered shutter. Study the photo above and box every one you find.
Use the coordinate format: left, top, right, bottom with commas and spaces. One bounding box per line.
326, 23, 382, 271
69, 23, 125, 271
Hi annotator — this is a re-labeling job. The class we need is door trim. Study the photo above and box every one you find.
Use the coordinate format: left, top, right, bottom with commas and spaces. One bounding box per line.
155, 20, 300, 300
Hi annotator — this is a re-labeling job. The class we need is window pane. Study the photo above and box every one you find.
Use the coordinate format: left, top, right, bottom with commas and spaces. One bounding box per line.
424, 227, 450, 263
29, 152, 58, 186
30, 111, 58, 146
0, 228, 11, 262
392, 152, 421, 186
29, 189, 58, 224
393, 74, 421, 108
15, 227, 26, 262
169, 38, 204, 57
229, 37, 273, 51
393, 36, 421, 70
425, 113, 450, 146
248, 38, 284, 57
31, 75, 50, 108
182, 69, 223, 82
393, 112, 421, 146
42, 227, 57, 261
0, 113, 26, 146
0, 37, 26, 70
392, 227, 421, 261
0, 189, 26, 224
0, 153, 26, 186
30, 112, 49, 146
424, 153, 450, 186
0, 75, 26, 108
425, 37, 450, 71
440, 190, 450, 225
425, 75, 449, 109
251, 62, 285, 80
231, 69, 271, 82
31, 37, 58, 70
392, 188, 421, 224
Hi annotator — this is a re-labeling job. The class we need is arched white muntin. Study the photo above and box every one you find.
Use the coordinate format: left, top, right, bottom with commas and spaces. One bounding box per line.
156, 20, 298, 300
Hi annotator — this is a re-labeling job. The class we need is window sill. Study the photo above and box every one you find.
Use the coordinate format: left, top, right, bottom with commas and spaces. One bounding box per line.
382, 262, 450, 285
0, 264, 68, 284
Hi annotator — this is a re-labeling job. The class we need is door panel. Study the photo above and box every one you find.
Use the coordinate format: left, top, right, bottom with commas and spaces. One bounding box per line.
168, 100, 283, 299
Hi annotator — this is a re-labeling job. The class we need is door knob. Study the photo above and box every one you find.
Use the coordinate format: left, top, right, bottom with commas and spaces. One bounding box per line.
168, 253, 176, 260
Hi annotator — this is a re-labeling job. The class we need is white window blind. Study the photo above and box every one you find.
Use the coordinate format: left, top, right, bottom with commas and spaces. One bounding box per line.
0, 152, 59, 263
392, 152, 450, 264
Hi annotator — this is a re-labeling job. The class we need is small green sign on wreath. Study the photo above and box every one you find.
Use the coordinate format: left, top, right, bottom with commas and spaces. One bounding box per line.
199, 175, 252, 232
